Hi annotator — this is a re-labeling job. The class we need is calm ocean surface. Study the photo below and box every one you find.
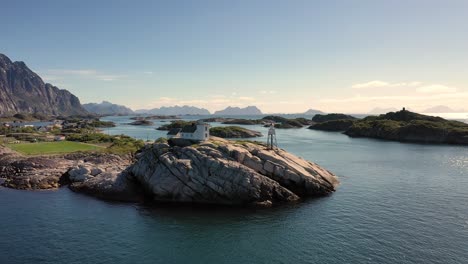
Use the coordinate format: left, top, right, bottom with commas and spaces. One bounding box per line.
1, 115, 468, 264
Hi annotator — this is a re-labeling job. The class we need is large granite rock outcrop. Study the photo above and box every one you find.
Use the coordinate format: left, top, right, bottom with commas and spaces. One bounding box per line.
127, 137, 338, 207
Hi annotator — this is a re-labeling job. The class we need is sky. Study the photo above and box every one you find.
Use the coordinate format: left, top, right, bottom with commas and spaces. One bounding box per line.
3, 0, 468, 113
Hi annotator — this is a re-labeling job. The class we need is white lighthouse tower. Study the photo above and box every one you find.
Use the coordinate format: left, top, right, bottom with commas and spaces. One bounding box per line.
267, 123, 277, 150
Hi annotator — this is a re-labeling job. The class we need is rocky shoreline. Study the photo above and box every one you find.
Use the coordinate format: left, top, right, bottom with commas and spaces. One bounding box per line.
0, 137, 339, 207
0, 147, 131, 190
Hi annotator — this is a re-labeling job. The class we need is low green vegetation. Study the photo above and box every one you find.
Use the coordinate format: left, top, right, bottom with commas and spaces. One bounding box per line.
210, 126, 262, 138
6, 141, 102, 155
87, 120, 116, 128
157, 120, 194, 130
155, 137, 168, 144
262, 116, 312, 128
312, 113, 357, 123
309, 119, 356, 131
67, 133, 145, 155
0, 113, 47, 122
222, 119, 263, 125
345, 110, 468, 144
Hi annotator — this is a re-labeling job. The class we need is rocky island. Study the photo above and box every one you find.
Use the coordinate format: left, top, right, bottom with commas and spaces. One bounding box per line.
344, 109, 468, 145
309, 113, 358, 131
129, 120, 154, 126
208, 126, 262, 138
0, 137, 339, 207
310, 109, 468, 145
71, 137, 339, 207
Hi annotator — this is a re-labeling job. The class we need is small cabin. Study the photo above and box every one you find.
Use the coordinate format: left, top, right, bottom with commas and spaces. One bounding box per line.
166, 121, 210, 141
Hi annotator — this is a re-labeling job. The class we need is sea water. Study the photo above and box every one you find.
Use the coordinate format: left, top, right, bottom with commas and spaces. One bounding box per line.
1, 115, 467, 264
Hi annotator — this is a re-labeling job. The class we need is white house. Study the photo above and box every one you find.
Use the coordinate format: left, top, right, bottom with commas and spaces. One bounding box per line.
167, 121, 210, 141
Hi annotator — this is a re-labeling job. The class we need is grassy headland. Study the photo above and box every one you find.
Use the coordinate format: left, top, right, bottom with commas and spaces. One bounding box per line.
6, 141, 103, 155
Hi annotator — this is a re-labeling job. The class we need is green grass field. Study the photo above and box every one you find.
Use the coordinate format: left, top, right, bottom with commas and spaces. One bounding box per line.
6, 141, 103, 155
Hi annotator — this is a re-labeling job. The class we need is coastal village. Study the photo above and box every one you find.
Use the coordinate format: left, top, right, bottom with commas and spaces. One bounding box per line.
1, 118, 109, 143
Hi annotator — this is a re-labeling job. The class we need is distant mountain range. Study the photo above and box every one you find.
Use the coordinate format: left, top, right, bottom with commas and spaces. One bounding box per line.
422, 105, 465, 113
303, 109, 325, 115
83, 101, 134, 116
213, 106, 263, 115
136, 105, 210, 115
0, 53, 88, 116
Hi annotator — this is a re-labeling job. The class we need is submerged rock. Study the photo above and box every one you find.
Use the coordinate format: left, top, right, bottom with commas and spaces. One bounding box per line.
127, 137, 338, 207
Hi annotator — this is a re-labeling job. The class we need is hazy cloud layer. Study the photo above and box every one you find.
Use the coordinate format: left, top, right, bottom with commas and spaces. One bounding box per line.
40, 69, 126, 82
317, 80, 466, 113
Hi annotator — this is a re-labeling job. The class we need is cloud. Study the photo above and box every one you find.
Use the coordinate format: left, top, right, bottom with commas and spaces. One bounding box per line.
320, 92, 468, 104
314, 80, 466, 113
352, 80, 421, 89
46, 69, 98, 76
416, 84, 457, 93
259, 90, 277, 94
238, 96, 255, 101
96, 75, 124, 81
41, 69, 125, 81
41, 75, 62, 81
143, 71, 153, 75
352, 80, 390, 89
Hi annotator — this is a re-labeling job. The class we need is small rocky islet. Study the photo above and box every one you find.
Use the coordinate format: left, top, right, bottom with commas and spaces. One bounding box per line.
309, 110, 468, 145
0, 137, 339, 207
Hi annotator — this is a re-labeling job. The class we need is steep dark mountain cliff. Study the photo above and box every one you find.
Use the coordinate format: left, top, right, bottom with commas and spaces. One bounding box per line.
0, 53, 88, 116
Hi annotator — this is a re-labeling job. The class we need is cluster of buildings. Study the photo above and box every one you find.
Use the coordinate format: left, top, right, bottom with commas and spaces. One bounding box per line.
1, 120, 66, 143
2, 120, 63, 131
